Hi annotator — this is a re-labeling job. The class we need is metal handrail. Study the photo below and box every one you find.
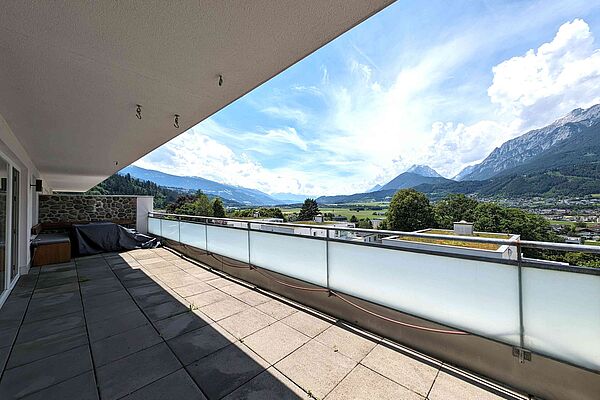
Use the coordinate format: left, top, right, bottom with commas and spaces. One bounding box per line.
148, 211, 600, 254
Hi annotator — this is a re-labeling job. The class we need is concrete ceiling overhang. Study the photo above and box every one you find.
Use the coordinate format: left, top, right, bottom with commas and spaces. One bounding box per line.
0, 1, 394, 191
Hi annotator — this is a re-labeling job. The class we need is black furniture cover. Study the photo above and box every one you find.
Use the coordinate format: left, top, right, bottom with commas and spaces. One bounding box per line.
72, 222, 160, 256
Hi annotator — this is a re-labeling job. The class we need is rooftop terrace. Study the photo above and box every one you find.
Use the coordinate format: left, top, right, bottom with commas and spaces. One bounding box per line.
0, 248, 520, 399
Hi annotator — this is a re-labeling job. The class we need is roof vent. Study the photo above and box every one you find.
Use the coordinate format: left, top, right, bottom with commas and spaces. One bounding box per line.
454, 220, 474, 236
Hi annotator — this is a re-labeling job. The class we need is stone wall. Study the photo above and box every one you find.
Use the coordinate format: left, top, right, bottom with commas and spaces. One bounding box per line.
38, 195, 137, 225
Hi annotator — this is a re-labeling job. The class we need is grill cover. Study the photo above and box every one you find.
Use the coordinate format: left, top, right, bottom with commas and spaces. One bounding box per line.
72, 222, 159, 255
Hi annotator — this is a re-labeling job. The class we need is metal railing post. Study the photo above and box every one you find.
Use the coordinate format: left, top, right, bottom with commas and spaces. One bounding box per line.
204, 217, 208, 253
326, 228, 330, 293
177, 215, 181, 243
517, 242, 526, 359
247, 221, 252, 268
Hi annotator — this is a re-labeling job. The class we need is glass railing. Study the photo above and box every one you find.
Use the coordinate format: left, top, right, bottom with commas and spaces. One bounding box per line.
147, 212, 600, 372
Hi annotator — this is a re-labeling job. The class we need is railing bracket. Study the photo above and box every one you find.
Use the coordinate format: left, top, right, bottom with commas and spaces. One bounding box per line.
513, 347, 532, 363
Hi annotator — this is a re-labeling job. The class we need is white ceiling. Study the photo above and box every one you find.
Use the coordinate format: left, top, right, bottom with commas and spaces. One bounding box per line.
0, 1, 393, 191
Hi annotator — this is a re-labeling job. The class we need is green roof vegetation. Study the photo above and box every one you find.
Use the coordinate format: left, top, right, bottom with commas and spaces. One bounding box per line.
395, 235, 501, 251
395, 229, 511, 251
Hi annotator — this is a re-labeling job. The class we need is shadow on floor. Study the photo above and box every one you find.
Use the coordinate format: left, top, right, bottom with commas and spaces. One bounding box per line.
0, 249, 306, 400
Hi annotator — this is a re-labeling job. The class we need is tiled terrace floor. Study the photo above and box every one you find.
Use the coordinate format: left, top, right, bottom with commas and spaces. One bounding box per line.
0, 248, 522, 400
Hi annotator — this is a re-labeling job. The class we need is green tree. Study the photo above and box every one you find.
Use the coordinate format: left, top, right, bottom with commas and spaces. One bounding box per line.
386, 189, 435, 231
471, 203, 556, 242
434, 194, 479, 228
298, 198, 320, 221
212, 198, 226, 218
357, 219, 373, 229
168, 191, 213, 217
350, 215, 358, 223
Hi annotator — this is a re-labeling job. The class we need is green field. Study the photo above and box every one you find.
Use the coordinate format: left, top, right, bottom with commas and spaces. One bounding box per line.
586, 240, 600, 246
282, 206, 387, 220
548, 219, 597, 227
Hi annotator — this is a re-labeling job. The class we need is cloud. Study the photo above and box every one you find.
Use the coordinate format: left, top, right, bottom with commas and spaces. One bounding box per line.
262, 127, 308, 151
261, 106, 308, 125
135, 122, 319, 195
488, 19, 600, 128
136, 9, 600, 196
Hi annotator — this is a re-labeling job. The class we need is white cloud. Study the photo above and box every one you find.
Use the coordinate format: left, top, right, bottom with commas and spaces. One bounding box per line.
488, 19, 600, 128
262, 127, 308, 151
261, 106, 308, 125
136, 13, 600, 196
135, 122, 321, 195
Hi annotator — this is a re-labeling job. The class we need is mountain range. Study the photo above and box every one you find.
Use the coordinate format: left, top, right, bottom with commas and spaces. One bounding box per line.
119, 165, 288, 206
317, 104, 600, 203
455, 104, 600, 181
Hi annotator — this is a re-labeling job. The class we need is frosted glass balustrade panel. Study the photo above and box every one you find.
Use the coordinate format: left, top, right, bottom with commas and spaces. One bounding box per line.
522, 267, 600, 370
180, 222, 207, 250
161, 219, 180, 241
206, 225, 248, 263
148, 217, 161, 236
328, 242, 520, 344
249, 231, 327, 286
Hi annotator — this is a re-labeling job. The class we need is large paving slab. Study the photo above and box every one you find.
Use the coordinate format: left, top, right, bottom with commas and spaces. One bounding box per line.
0, 248, 523, 400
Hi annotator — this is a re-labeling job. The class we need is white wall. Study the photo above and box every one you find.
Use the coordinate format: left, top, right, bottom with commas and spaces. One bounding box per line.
0, 113, 41, 276
136, 196, 154, 234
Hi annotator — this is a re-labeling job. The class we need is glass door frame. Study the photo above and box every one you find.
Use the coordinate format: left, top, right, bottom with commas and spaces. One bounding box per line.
0, 148, 21, 306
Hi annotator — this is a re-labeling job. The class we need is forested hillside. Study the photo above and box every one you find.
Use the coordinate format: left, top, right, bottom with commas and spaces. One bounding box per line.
87, 173, 181, 209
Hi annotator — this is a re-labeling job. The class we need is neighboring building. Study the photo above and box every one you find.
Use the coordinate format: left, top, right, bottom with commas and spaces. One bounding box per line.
382, 228, 519, 260
565, 236, 583, 244
371, 218, 384, 229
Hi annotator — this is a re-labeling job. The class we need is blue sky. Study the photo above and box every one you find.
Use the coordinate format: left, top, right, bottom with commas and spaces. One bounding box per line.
136, 0, 600, 196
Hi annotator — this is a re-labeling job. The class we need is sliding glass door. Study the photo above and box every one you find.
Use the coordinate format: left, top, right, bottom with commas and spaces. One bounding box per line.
0, 159, 7, 295
11, 167, 19, 282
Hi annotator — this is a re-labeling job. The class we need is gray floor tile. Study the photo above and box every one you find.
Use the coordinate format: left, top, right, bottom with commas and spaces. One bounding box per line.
32, 282, 79, 298
0, 345, 10, 374
128, 283, 164, 298
96, 343, 181, 400
0, 345, 93, 399
87, 309, 149, 343
7, 325, 88, 369
121, 276, 158, 288
82, 289, 131, 309
428, 371, 504, 400
21, 371, 98, 400
17, 311, 85, 344
84, 298, 139, 323
0, 325, 20, 347
122, 369, 206, 400
23, 298, 82, 323
223, 367, 307, 400
80, 278, 124, 297
154, 311, 209, 340
91, 323, 162, 366
35, 275, 78, 289
144, 300, 189, 322
0, 298, 29, 325
186, 343, 268, 399
168, 324, 235, 365
134, 290, 177, 309
326, 364, 423, 400
28, 291, 80, 308
360, 344, 439, 397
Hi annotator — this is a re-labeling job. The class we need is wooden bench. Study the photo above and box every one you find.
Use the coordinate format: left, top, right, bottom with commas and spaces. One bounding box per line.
31, 233, 71, 266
